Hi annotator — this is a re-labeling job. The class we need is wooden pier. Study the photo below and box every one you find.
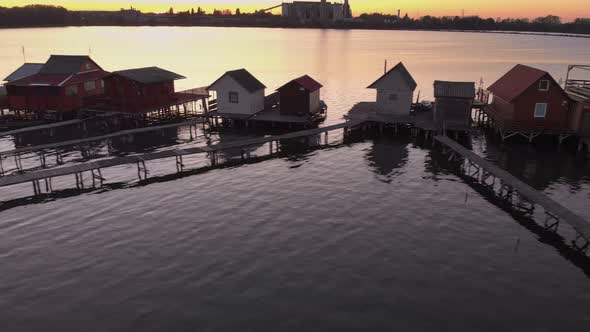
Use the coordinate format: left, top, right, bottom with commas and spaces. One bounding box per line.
346, 102, 474, 140
435, 135, 590, 255
0, 118, 207, 176
0, 120, 363, 193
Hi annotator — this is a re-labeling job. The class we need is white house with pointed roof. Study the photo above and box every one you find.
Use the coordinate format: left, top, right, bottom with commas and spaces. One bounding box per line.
208, 69, 266, 116
367, 62, 417, 116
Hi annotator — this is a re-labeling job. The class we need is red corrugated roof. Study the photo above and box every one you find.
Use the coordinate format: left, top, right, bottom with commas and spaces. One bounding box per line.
4, 73, 70, 87
5, 70, 109, 87
278, 75, 323, 92
487, 64, 548, 102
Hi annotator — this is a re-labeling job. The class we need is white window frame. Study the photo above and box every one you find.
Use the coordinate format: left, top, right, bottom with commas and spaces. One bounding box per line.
228, 91, 239, 104
538, 80, 550, 91
534, 103, 547, 118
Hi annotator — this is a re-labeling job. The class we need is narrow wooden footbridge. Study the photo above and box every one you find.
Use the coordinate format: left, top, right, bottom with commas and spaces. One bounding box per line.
0, 120, 363, 194
0, 117, 208, 174
435, 135, 590, 255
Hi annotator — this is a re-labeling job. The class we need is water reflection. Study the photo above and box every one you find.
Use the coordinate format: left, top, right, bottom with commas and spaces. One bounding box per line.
215, 130, 265, 161
13, 127, 89, 148
426, 147, 590, 278
365, 136, 409, 182
108, 127, 181, 155
479, 136, 590, 191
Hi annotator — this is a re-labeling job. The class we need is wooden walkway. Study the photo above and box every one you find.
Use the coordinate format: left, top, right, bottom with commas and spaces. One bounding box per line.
0, 119, 83, 137
0, 118, 207, 157
435, 135, 590, 245
0, 120, 363, 188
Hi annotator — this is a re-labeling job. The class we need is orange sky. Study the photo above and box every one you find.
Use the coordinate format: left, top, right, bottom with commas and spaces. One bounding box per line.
1, 0, 589, 21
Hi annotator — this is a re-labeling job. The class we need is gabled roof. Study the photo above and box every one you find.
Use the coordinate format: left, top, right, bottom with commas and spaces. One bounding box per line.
434, 81, 475, 99
3, 63, 44, 81
5, 73, 72, 87
208, 69, 266, 93
367, 62, 417, 90
5, 70, 110, 87
111, 67, 185, 84
487, 64, 555, 102
39, 55, 101, 74
278, 75, 323, 92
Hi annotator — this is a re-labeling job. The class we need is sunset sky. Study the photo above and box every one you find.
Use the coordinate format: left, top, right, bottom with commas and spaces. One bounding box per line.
1, 0, 589, 21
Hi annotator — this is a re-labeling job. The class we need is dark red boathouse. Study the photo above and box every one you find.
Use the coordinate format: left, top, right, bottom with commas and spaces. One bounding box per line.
487, 64, 571, 132
277, 75, 323, 116
3, 55, 109, 118
84, 66, 208, 115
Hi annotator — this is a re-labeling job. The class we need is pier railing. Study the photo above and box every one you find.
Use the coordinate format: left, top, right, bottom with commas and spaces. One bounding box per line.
566, 79, 590, 90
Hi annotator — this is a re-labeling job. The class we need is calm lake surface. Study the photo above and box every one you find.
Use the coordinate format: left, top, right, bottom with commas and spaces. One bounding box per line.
1, 27, 590, 331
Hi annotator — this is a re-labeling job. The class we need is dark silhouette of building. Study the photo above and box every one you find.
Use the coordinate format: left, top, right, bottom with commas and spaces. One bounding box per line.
342, 0, 352, 19
281, 0, 347, 24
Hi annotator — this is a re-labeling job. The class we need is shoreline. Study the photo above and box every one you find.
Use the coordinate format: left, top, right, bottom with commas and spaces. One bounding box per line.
1, 24, 590, 39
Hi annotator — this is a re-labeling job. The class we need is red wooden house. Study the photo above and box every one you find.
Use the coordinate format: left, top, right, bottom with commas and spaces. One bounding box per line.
277, 75, 323, 116
87, 66, 190, 113
487, 64, 571, 132
3, 55, 109, 118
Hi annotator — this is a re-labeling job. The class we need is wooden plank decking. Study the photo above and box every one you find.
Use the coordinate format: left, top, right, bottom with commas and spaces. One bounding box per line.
435, 135, 590, 241
0, 120, 364, 188
0, 118, 207, 157
0, 119, 83, 137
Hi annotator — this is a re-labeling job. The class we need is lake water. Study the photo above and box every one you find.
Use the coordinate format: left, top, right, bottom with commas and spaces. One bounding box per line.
1, 27, 590, 331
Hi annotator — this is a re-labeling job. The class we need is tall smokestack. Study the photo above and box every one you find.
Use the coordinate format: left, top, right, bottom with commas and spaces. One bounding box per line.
343, 0, 352, 18
398, 9, 400, 18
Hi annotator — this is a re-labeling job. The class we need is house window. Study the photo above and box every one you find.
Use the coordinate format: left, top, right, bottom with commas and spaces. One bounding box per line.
539, 80, 550, 91
389, 93, 398, 101
98, 79, 105, 88
65, 85, 78, 96
534, 103, 547, 118
84, 81, 96, 91
229, 91, 239, 103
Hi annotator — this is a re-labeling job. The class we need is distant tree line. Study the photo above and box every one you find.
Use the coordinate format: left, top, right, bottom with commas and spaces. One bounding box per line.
1, 4, 590, 36
0, 5, 71, 26
348, 13, 590, 34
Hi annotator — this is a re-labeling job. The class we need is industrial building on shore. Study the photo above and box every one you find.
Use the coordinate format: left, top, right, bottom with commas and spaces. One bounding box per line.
281, 0, 353, 24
